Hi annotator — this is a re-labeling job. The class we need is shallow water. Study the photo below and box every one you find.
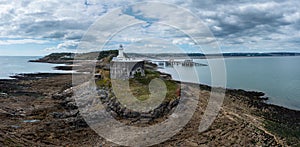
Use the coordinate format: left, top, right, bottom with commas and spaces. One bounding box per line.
0, 56, 71, 79
158, 56, 300, 110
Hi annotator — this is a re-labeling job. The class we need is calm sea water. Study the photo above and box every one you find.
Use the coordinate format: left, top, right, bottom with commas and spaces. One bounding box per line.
159, 56, 300, 110
0, 56, 71, 79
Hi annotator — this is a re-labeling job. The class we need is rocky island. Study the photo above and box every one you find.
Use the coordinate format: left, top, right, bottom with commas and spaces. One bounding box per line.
0, 50, 299, 146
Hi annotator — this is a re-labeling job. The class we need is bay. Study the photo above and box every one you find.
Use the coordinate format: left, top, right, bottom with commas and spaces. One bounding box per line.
0, 56, 71, 79
158, 56, 300, 110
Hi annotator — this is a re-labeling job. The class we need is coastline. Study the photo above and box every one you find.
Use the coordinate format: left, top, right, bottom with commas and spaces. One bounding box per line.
0, 57, 299, 146
162, 71, 299, 112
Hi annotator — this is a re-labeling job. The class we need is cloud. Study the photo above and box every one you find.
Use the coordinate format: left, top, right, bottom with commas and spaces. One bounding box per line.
43, 41, 79, 55
0, 0, 300, 54
0, 39, 49, 45
190, 0, 300, 51
44, 40, 79, 51
57, 40, 78, 49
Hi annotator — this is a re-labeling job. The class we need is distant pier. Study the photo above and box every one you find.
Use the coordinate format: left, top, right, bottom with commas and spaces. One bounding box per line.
152, 59, 207, 67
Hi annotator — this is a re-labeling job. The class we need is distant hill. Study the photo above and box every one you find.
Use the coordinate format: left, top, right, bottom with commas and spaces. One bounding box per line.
30, 50, 118, 64
127, 52, 300, 59
30, 51, 300, 63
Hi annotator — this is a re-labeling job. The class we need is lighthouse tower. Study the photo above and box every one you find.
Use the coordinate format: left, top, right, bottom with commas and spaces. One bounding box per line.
111, 44, 145, 79
117, 44, 125, 59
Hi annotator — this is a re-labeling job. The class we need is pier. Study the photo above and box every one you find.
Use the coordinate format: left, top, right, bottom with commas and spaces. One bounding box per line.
152, 59, 207, 67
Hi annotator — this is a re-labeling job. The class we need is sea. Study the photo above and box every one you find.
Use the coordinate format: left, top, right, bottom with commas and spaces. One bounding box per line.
0, 56, 299, 110
158, 56, 300, 111
0, 56, 72, 79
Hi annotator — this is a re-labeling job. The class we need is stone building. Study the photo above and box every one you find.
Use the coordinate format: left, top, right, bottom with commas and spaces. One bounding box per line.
110, 45, 145, 79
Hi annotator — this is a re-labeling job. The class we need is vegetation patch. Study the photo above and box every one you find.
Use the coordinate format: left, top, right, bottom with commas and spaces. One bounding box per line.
264, 120, 300, 146
95, 69, 111, 87
97, 50, 118, 60
95, 67, 179, 102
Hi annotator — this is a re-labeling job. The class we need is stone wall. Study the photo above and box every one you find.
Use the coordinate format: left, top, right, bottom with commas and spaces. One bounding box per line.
97, 87, 180, 124
110, 61, 145, 79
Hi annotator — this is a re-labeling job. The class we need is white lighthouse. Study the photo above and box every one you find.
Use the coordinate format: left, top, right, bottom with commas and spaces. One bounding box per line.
111, 44, 145, 79
117, 44, 125, 59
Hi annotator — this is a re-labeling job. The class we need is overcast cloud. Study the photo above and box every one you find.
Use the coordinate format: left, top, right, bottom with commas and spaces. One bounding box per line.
0, 0, 300, 55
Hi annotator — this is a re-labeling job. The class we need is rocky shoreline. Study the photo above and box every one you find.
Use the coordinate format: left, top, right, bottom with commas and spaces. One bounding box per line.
0, 55, 299, 146
0, 72, 299, 146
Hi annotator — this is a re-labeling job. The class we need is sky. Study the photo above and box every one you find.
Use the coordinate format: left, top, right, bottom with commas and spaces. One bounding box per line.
0, 0, 300, 56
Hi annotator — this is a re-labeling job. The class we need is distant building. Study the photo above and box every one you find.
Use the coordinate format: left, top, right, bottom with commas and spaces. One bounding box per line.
110, 45, 145, 79
61, 54, 75, 59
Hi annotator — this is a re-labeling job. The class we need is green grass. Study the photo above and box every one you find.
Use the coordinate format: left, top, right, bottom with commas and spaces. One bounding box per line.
164, 80, 178, 101
95, 69, 179, 102
97, 50, 118, 60
95, 69, 111, 87
129, 69, 178, 101
95, 78, 111, 87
